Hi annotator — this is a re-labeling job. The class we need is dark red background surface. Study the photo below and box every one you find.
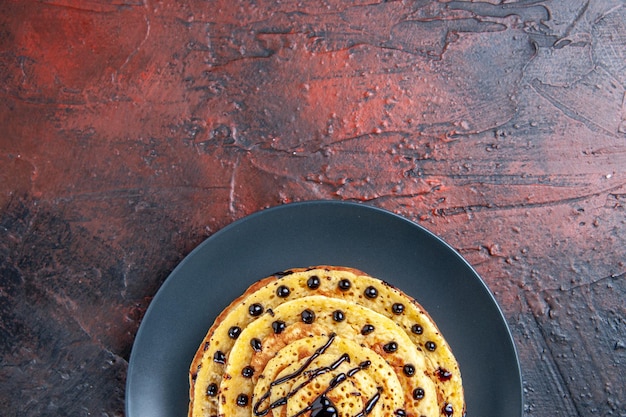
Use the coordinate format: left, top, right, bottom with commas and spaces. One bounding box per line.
1, 1, 625, 416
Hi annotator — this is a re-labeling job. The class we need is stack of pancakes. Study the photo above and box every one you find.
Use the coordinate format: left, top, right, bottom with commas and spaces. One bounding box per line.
189, 266, 465, 417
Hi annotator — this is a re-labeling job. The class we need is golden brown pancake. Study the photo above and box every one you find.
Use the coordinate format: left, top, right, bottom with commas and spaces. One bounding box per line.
189, 266, 464, 417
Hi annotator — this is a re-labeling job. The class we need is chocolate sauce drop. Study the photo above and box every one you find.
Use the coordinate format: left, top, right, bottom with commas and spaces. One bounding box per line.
276, 285, 290, 297
242, 366, 255, 378
206, 382, 218, 397
236, 393, 249, 406
437, 367, 452, 381
310, 395, 337, 417
412, 387, 425, 400
301, 309, 315, 324
332, 310, 345, 322
249, 303, 264, 316
250, 338, 262, 352
338, 279, 351, 290
228, 326, 242, 339
364, 286, 378, 298
361, 324, 375, 335
403, 364, 415, 376
307, 276, 321, 289
383, 341, 398, 353
274, 270, 294, 278
213, 350, 225, 364
272, 320, 286, 334
391, 303, 405, 314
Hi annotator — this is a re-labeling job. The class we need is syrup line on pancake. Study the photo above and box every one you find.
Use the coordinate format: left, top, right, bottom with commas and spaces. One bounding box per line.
253, 332, 377, 417
253, 333, 337, 416
255, 353, 352, 415
290, 363, 377, 417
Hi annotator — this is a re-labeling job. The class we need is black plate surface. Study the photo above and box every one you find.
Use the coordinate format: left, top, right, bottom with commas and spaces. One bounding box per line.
126, 200, 522, 417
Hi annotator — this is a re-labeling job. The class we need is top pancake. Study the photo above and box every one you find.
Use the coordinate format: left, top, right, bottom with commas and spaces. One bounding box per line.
188, 266, 464, 417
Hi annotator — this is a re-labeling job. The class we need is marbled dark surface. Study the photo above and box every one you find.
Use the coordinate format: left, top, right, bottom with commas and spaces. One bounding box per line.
1, 1, 625, 416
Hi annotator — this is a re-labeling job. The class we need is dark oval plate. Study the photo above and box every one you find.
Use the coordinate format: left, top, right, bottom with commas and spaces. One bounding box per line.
126, 200, 522, 417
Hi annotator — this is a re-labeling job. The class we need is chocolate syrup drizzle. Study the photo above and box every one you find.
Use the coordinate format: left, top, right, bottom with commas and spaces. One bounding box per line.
252, 333, 382, 417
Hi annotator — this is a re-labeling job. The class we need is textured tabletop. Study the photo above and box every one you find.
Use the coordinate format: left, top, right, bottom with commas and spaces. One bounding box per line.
1, 1, 625, 416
